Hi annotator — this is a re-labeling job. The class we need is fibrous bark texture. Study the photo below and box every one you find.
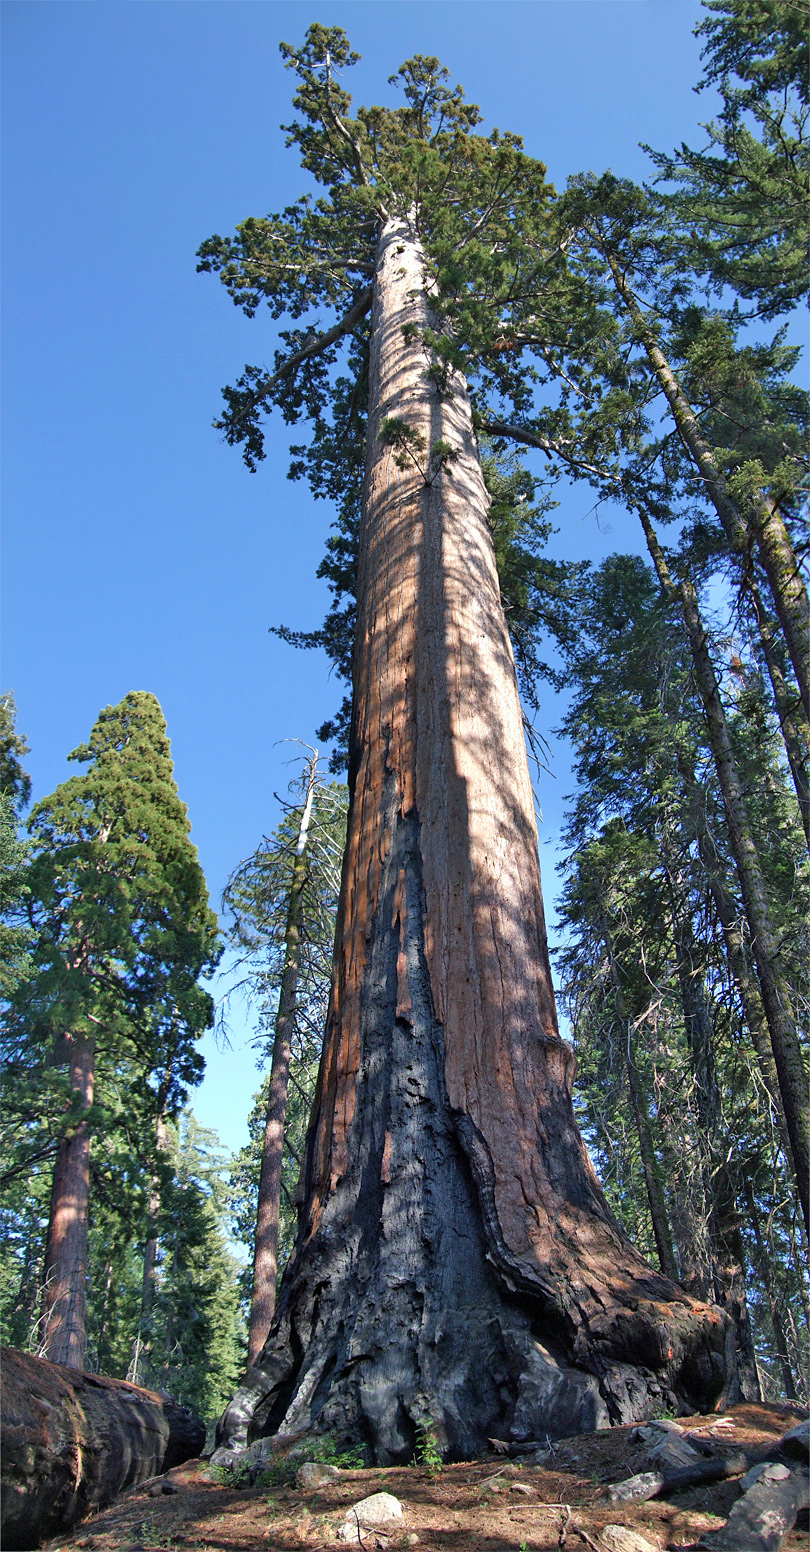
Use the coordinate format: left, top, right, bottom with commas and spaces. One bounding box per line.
0, 1347, 204, 1549
40, 1033, 95, 1370
217, 217, 728, 1464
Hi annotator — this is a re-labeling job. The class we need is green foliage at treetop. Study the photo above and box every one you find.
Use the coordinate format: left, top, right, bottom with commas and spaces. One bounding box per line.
646, 0, 809, 317
9, 691, 221, 1103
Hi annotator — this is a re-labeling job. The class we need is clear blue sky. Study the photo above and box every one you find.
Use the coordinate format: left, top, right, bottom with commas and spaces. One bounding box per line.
3, 0, 715, 1154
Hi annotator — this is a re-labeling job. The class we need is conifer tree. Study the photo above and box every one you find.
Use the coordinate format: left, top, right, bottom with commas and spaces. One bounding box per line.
0, 694, 33, 1004
204, 28, 729, 1463
149, 1113, 246, 1422
647, 0, 809, 319
224, 757, 348, 1363
437, 138, 809, 1231
556, 553, 808, 1399
6, 692, 220, 1368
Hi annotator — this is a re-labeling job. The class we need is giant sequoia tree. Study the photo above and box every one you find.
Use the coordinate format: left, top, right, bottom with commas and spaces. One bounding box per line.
204, 30, 728, 1462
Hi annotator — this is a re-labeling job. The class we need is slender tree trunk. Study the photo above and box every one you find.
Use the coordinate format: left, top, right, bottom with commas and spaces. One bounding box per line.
246, 752, 318, 1366
709, 1178, 761, 1402
604, 248, 810, 721
40, 1034, 96, 1369
129, 1111, 170, 1386
675, 754, 797, 1177
669, 898, 759, 1396
598, 913, 680, 1283
96, 1260, 114, 1372
743, 1178, 800, 1401
638, 510, 810, 1239
217, 215, 729, 1463
748, 581, 810, 851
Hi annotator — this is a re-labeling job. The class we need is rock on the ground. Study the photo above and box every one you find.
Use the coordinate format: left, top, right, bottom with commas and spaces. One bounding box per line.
601, 1528, 660, 1552
337, 1491, 404, 1541
778, 1421, 809, 1461
297, 1461, 342, 1489
637, 1420, 703, 1471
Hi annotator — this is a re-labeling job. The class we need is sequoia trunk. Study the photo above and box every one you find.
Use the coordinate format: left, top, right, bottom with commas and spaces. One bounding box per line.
217, 217, 728, 1463
0, 1347, 204, 1550
40, 1034, 95, 1370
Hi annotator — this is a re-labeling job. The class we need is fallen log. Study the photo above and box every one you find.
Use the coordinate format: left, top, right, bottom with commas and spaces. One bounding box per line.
606, 1416, 810, 1507
698, 1463, 809, 1551
607, 1452, 751, 1504
0, 1346, 205, 1549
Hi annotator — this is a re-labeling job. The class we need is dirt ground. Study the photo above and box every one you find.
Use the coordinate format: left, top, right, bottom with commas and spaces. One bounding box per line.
45, 1402, 807, 1552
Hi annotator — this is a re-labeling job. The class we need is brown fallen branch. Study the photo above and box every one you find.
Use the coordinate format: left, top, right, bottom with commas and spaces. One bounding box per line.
608, 1452, 751, 1503
607, 1418, 809, 1506
0, 1346, 205, 1550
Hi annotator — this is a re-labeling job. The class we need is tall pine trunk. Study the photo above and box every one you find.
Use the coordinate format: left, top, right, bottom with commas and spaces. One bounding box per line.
598, 909, 679, 1284
639, 511, 810, 1238
40, 1034, 95, 1369
604, 249, 810, 723
246, 752, 318, 1366
217, 216, 728, 1463
747, 581, 810, 852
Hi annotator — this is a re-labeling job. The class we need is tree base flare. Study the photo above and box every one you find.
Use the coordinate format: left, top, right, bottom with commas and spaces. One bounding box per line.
216, 813, 727, 1466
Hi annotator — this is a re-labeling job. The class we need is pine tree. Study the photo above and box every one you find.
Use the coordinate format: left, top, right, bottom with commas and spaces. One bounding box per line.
646, 0, 809, 319
5, 692, 220, 1368
224, 757, 349, 1363
149, 1114, 246, 1424
438, 133, 809, 1232
204, 28, 730, 1464
556, 553, 808, 1400
0, 694, 33, 1004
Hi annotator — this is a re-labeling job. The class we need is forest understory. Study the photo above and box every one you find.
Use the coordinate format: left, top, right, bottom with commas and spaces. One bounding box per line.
43, 1403, 808, 1552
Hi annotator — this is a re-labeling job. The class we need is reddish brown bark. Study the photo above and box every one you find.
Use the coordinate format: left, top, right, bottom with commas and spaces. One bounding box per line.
40, 1034, 95, 1370
0, 1347, 204, 1549
216, 217, 728, 1464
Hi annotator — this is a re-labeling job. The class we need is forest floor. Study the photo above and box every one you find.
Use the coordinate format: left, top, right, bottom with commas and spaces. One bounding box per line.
46, 1402, 807, 1552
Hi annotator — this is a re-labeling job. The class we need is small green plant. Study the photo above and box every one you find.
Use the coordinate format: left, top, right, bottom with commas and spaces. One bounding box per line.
206, 1458, 254, 1488
304, 1434, 366, 1469
414, 1419, 443, 1477
137, 1514, 178, 1547
255, 1457, 298, 1490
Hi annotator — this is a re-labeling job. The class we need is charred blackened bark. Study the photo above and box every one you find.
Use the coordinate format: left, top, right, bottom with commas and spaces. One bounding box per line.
216, 216, 729, 1463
